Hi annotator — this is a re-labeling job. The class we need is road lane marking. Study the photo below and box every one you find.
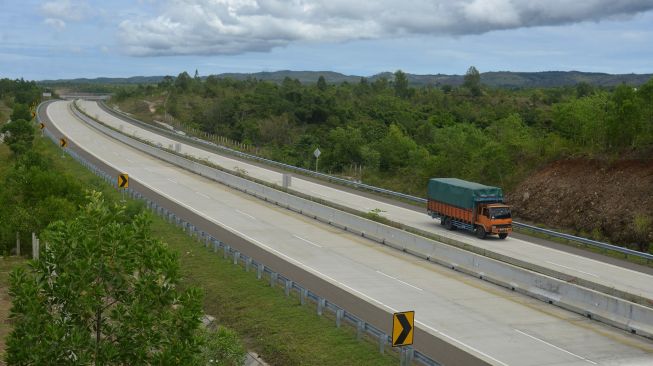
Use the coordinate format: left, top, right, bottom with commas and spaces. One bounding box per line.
167, 178, 178, 184
375, 270, 423, 292
236, 209, 256, 220
126, 158, 135, 163
545, 261, 599, 278
293, 235, 323, 248
195, 191, 210, 199
417, 321, 509, 366
513, 329, 597, 365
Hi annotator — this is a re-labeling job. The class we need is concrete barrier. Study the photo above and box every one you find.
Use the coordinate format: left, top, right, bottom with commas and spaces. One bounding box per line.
71, 103, 653, 339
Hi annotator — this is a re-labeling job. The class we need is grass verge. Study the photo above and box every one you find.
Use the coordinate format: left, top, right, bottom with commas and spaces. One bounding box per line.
28, 129, 399, 365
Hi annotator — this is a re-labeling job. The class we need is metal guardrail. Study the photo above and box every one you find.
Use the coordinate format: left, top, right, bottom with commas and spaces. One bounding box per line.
95, 101, 653, 263
512, 222, 653, 261
39, 120, 437, 366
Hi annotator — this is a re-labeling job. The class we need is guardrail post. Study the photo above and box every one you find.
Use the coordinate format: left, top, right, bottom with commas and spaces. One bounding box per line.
223, 245, 230, 259
336, 309, 344, 328
317, 298, 326, 316
257, 264, 264, 280
233, 251, 240, 265
245, 257, 252, 272
356, 321, 364, 340
270, 272, 278, 287
300, 288, 308, 305
284, 280, 292, 296
378, 333, 386, 354
212, 239, 219, 253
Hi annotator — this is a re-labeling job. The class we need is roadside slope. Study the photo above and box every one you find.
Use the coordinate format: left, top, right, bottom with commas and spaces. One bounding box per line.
508, 159, 653, 251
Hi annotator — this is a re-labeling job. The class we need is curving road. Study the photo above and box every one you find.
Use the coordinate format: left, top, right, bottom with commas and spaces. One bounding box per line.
44, 99, 653, 366
77, 100, 653, 306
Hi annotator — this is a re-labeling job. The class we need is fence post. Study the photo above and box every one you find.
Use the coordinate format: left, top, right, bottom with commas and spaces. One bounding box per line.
336, 309, 344, 328
233, 251, 240, 265
270, 272, 278, 287
257, 264, 264, 280
300, 288, 308, 305
378, 333, 386, 354
16, 232, 20, 256
245, 257, 252, 272
317, 298, 326, 316
357, 321, 364, 340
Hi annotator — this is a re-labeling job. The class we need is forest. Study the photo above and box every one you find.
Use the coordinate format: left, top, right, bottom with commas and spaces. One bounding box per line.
111, 68, 653, 195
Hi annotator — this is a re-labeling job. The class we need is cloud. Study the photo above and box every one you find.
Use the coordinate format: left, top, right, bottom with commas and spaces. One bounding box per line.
44, 18, 66, 31
118, 0, 653, 56
41, 0, 91, 30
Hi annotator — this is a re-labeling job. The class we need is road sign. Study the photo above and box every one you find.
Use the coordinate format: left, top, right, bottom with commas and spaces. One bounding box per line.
313, 147, 321, 158
39, 123, 45, 130
118, 174, 129, 188
392, 311, 414, 347
59, 137, 67, 148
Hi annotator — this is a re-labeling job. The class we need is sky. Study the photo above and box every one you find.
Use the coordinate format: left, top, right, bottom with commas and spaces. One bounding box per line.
1, 0, 653, 80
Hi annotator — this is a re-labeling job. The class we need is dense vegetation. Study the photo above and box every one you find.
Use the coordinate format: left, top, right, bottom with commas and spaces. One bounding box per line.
112, 69, 653, 195
0, 81, 246, 364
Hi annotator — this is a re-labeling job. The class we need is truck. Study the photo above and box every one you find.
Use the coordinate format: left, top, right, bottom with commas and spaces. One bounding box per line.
427, 178, 512, 239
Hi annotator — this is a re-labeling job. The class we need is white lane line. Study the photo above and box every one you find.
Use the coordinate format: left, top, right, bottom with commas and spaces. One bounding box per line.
375, 270, 423, 292
293, 235, 323, 248
513, 329, 597, 365
126, 158, 135, 163
545, 261, 600, 278
196, 191, 210, 199
417, 321, 509, 366
236, 209, 256, 220
167, 178, 178, 184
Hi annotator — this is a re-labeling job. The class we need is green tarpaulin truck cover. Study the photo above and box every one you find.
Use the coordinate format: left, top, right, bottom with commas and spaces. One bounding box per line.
427, 178, 504, 209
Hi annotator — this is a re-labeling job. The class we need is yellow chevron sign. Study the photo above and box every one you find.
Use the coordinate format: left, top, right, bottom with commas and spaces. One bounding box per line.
392, 311, 414, 347
59, 137, 67, 148
118, 174, 129, 188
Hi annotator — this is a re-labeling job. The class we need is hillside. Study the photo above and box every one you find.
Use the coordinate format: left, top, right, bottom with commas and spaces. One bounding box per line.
39, 70, 653, 88
508, 159, 653, 249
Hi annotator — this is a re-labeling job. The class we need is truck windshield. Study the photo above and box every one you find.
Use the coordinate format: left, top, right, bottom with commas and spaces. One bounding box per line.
490, 207, 511, 219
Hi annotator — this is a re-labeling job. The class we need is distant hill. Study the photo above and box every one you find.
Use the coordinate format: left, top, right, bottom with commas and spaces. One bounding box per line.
39, 70, 653, 89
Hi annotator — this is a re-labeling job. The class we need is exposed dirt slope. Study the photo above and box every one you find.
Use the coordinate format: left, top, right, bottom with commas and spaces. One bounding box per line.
507, 159, 653, 251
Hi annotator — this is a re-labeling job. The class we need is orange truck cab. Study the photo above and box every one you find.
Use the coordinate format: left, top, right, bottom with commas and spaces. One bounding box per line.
427, 178, 512, 239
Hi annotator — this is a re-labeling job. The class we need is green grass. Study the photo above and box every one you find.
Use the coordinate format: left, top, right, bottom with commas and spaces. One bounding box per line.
30, 129, 399, 365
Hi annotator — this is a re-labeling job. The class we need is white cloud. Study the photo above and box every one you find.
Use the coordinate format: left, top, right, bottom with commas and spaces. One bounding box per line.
44, 18, 66, 31
118, 0, 653, 56
41, 0, 91, 30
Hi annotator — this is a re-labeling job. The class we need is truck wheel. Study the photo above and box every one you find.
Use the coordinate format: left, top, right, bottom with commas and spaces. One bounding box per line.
498, 233, 508, 239
439, 217, 446, 226
475, 226, 486, 239
444, 217, 455, 231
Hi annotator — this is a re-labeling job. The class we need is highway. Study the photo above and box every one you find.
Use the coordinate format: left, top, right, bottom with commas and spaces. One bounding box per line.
47, 99, 653, 365
78, 100, 653, 306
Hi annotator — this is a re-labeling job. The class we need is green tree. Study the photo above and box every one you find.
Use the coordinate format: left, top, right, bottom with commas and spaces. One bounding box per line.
10, 103, 32, 121
1, 119, 34, 156
463, 66, 481, 97
393, 70, 410, 98
317, 75, 327, 92
7, 192, 205, 365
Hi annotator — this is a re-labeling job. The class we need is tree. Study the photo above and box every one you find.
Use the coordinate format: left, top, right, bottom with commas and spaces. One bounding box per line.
317, 75, 327, 92
393, 70, 410, 98
7, 192, 205, 365
1, 118, 34, 156
463, 66, 482, 97
10, 103, 31, 121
